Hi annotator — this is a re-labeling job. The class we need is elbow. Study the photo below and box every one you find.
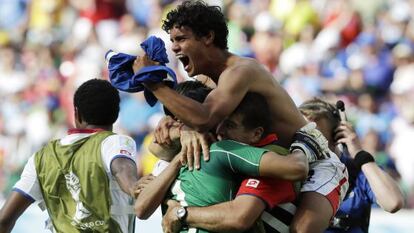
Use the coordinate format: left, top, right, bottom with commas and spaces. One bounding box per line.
135, 209, 150, 220
134, 207, 147, 220
388, 206, 402, 214
134, 203, 151, 220
385, 197, 404, 213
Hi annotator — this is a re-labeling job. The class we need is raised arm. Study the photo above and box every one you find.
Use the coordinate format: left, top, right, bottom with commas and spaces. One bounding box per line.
134, 156, 182, 219
145, 65, 251, 132
335, 122, 404, 212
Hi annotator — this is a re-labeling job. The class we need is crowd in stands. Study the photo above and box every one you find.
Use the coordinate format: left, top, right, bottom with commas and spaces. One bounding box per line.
1, 0, 413, 208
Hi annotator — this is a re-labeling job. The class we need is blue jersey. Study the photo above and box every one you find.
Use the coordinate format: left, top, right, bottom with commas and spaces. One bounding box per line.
325, 156, 376, 233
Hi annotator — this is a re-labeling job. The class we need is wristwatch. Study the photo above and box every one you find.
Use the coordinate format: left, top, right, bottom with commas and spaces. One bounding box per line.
176, 206, 188, 223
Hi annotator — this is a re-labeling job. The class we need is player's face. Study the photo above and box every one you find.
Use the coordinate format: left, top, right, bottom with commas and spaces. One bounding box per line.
216, 113, 257, 145
170, 26, 206, 77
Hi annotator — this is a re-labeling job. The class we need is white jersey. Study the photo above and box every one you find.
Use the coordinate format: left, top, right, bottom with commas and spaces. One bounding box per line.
301, 152, 349, 214
13, 132, 137, 233
151, 159, 170, 176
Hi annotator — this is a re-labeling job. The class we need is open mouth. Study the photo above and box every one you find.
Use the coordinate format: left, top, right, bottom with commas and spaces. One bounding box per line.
177, 55, 190, 70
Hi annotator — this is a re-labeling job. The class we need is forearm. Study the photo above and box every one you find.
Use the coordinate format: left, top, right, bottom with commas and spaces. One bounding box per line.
186, 197, 263, 232
0, 213, 15, 233
186, 205, 241, 233
361, 162, 404, 212
135, 158, 181, 219
259, 151, 308, 181
146, 83, 216, 132
0, 192, 33, 233
0, 222, 14, 233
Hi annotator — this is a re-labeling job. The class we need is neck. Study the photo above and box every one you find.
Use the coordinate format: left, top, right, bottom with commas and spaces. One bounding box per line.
203, 49, 232, 82
89, 125, 112, 131
68, 125, 112, 135
253, 134, 279, 147
81, 124, 112, 131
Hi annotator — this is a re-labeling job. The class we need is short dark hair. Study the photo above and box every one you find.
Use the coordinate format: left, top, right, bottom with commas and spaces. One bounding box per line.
162, 0, 229, 49
299, 98, 341, 136
164, 80, 212, 117
74, 79, 120, 125
233, 92, 271, 136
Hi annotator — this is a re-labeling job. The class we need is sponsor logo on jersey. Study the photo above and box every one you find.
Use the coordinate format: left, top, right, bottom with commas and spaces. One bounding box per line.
120, 149, 132, 156
119, 137, 135, 150
246, 179, 260, 188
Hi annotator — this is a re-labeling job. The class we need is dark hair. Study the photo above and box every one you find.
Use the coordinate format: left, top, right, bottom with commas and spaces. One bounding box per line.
74, 79, 120, 125
164, 80, 212, 117
299, 98, 341, 136
162, 0, 229, 49
233, 92, 271, 136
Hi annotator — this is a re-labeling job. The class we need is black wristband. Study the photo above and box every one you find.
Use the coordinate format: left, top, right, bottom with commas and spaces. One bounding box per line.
176, 206, 188, 228
353, 150, 375, 170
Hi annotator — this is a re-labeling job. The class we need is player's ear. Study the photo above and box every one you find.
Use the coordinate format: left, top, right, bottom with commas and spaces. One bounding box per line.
74, 107, 79, 121
252, 127, 264, 144
74, 107, 83, 127
203, 31, 215, 46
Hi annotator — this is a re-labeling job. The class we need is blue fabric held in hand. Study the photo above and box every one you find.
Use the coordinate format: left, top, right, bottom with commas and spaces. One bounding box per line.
106, 36, 177, 106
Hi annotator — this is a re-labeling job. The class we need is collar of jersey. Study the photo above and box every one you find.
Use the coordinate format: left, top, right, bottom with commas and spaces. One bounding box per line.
253, 133, 278, 147
67, 128, 106, 135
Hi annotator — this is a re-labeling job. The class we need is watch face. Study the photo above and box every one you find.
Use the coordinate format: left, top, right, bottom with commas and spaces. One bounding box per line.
177, 207, 187, 219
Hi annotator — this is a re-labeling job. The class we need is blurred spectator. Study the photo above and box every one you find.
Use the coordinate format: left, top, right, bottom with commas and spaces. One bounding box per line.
389, 51, 414, 207
118, 93, 162, 146
322, 0, 362, 48
0, 0, 28, 44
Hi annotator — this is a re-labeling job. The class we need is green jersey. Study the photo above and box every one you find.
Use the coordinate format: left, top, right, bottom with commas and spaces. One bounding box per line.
170, 140, 269, 233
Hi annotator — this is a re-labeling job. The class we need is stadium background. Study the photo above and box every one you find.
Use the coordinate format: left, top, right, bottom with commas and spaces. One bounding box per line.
1, 0, 414, 232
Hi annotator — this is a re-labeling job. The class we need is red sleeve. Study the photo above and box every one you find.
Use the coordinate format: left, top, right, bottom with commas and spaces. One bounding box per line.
237, 177, 296, 209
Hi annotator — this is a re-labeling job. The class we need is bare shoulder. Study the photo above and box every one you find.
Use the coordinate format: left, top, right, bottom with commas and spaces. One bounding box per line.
220, 56, 267, 82
229, 56, 264, 72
